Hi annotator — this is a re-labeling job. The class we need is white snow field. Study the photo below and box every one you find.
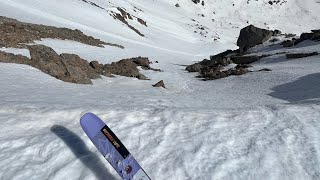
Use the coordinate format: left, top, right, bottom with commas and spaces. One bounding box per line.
1, 0, 320, 179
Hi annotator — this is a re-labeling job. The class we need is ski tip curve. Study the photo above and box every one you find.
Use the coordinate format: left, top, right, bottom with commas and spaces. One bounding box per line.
80, 112, 106, 139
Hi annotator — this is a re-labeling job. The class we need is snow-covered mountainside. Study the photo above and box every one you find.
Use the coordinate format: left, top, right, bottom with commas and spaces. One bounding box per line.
0, 0, 320, 179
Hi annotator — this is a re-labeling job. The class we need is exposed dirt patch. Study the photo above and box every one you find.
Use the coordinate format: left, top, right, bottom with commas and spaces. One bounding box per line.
0, 16, 124, 49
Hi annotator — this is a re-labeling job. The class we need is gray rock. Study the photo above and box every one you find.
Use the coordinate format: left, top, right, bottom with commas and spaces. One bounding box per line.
153, 80, 165, 88
258, 68, 272, 71
286, 52, 319, 59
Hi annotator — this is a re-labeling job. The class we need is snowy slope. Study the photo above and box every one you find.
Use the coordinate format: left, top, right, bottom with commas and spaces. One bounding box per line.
1, 0, 320, 179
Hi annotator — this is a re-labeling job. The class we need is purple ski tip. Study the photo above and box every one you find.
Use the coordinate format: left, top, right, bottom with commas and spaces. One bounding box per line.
80, 112, 105, 140
80, 112, 151, 180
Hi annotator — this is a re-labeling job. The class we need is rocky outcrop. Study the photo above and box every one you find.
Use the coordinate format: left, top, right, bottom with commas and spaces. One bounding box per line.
185, 49, 255, 80
294, 30, 320, 45
89, 57, 161, 80
103, 59, 147, 80
0, 45, 160, 83
0, 16, 123, 49
27, 45, 101, 84
0, 45, 101, 84
237, 25, 273, 53
199, 66, 249, 80
286, 52, 319, 59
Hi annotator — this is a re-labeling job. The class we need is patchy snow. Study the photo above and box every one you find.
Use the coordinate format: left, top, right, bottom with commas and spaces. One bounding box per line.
0, 0, 320, 180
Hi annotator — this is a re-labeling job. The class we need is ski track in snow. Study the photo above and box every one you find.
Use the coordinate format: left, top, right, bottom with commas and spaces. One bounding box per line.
1, 0, 320, 179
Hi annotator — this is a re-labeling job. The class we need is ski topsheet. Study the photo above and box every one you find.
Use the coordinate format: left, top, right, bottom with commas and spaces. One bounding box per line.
80, 112, 150, 180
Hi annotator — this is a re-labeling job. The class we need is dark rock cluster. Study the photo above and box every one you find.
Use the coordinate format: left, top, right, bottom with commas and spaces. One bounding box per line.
186, 25, 275, 80
192, 0, 204, 5
185, 49, 261, 80
0, 16, 123, 49
186, 24, 320, 81
268, 0, 287, 5
281, 29, 320, 47
109, 7, 146, 37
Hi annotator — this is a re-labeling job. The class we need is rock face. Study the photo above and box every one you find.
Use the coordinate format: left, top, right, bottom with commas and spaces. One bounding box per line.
0, 16, 123, 49
286, 52, 319, 59
237, 25, 273, 53
28, 45, 101, 84
153, 80, 165, 88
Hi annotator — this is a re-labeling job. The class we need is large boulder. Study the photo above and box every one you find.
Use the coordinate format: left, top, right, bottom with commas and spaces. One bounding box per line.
237, 25, 273, 53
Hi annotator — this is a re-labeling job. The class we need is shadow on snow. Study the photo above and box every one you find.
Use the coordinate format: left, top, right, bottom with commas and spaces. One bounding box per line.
269, 73, 320, 104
